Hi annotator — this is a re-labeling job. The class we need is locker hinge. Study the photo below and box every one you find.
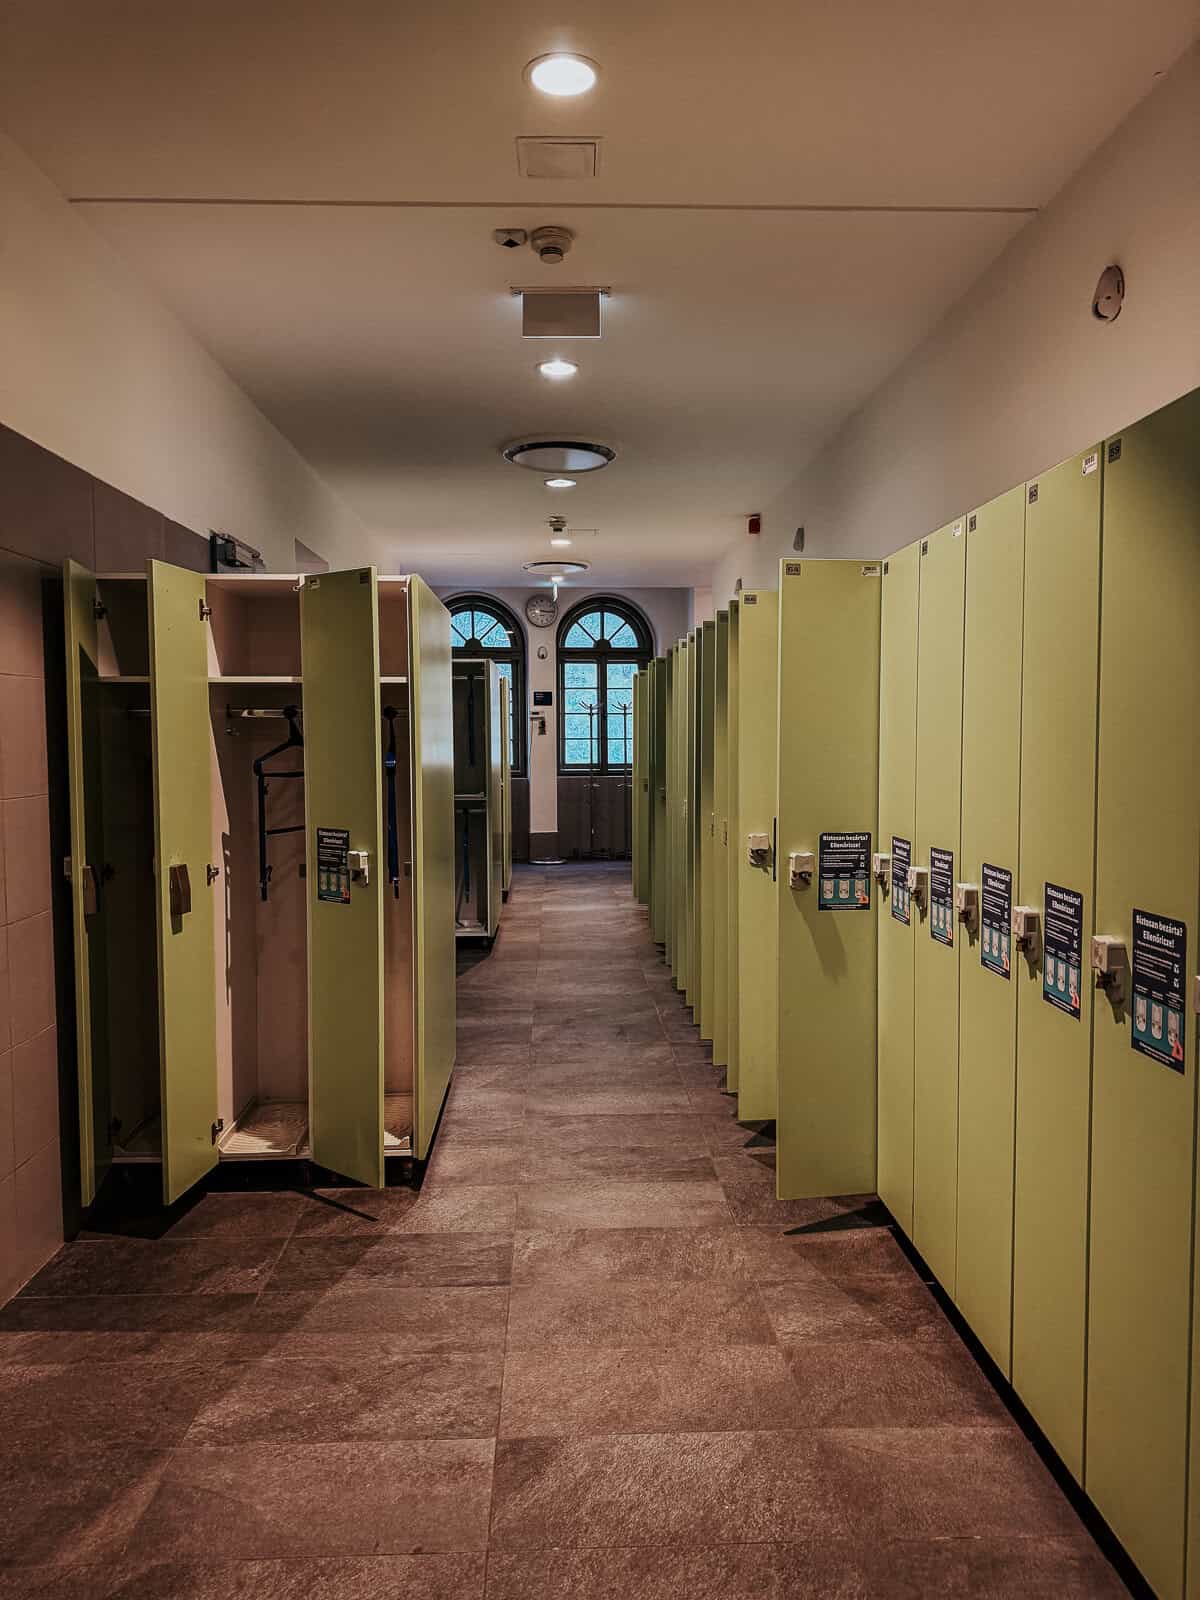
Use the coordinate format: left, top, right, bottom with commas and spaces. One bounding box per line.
206, 863, 220, 886
92, 599, 107, 620
211, 1118, 225, 1145
199, 599, 213, 621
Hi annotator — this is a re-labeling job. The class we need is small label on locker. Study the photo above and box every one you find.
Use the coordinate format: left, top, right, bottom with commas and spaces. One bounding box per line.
921, 541, 928, 556
784, 561, 803, 577
883, 560, 889, 575
981, 863, 1013, 979
1131, 909, 1186, 1071
1028, 484, 1039, 505
316, 826, 351, 905
930, 848, 954, 946
861, 563, 881, 577
1108, 439, 1122, 464
1043, 882, 1084, 1019
1082, 452, 1099, 476
967, 514, 977, 533
818, 831, 872, 912
890, 836, 912, 925
744, 593, 758, 605
952, 522, 963, 538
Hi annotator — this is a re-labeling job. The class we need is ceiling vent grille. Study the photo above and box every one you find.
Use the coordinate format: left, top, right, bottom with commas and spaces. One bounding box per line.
516, 137, 601, 179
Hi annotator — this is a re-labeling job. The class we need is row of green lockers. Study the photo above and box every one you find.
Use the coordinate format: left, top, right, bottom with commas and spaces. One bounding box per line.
630, 386, 1200, 1600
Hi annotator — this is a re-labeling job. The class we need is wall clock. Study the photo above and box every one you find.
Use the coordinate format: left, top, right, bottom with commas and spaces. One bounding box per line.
525, 594, 558, 628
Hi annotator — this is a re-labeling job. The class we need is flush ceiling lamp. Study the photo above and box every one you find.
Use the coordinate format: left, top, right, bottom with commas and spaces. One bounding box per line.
523, 559, 590, 577
525, 53, 599, 97
503, 439, 615, 473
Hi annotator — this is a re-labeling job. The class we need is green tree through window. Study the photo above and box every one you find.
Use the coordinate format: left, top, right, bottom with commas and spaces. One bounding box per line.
447, 596, 525, 774
557, 600, 651, 773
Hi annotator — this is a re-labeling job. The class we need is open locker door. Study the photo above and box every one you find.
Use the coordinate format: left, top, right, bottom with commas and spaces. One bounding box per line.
409, 575, 456, 1158
302, 568, 385, 1188
147, 560, 219, 1204
487, 662, 504, 932
63, 561, 110, 1206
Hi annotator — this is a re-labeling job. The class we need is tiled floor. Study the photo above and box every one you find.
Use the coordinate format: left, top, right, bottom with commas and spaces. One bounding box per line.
0, 862, 1128, 1597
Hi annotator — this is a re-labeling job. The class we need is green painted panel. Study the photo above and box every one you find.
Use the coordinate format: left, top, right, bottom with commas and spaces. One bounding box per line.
487, 661, 504, 934
876, 541, 920, 1233
912, 517, 966, 1291
63, 561, 108, 1206
651, 659, 668, 944
776, 560, 881, 1198
691, 627, 700, 1011
699, 620, 716, 1042
1011, 447, 1101, 1479
147, 561, 218, 1205
301, 567, 384, 1188
955, 485, 1026, 1375
726, 601, 741, 1091
1089, 394, 1200, 1600
736, 590, 779, 1123
632, 673, 645, 902
664, 647, 676, 969
712, 611, 730, 1068
499, 673, 512, 895
409, 575, 456, 1161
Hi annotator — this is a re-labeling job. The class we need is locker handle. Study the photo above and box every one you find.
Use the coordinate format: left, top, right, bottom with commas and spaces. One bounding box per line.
64, 857, 100, 917
168, 863, 192, 918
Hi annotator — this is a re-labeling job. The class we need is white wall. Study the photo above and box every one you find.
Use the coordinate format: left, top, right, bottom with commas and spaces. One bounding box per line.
435, 585, 690, 838
0, 132, 367, 571
713, 45, 1200, 599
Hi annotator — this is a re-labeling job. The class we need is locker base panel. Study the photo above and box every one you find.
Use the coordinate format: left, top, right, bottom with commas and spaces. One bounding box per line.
218, 1100, 308, 1160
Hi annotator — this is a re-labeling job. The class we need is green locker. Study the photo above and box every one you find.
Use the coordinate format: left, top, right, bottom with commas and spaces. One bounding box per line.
664, 646, 676, 972
499, 674, 513, 901
711, 610, 730, 1068
1087, 393, 1200, 1600
651, 658, 669, 945
685, 630, 699, 1010
775, 559, 881, 1199
1011, 446, 1102, 1478
632, 671, 646, 904
955, 485, 1026, 1373
698, 619, 716, 1041
911, 516, 966, 1292
726, 600, 741, 1091
736, 589, 779, 1123
876, 541, 920, 1233
451, 658, 503, 939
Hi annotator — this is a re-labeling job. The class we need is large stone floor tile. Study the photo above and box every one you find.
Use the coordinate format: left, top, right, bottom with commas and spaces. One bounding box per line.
19, 1239, 283, 1298
265, 1234, 512, 1290
506, 1278, 773, 1349
244, 1286, 509, 1355
516, 1180, 729, 1232
0, 1359, 225, 1449
511, 1225, 831, 1284
0, 1443, 171, 1567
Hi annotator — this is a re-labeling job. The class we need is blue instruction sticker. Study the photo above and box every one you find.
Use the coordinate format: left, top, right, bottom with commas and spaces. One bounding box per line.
1131, 909, 1186, 1072
981, 863, 1012, 979
891, 836, 911, 925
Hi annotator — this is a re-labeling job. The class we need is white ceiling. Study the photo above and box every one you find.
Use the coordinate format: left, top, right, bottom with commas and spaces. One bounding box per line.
1, 0, 1193, 586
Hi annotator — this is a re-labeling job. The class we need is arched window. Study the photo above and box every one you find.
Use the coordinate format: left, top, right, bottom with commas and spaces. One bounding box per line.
557, 598, 652, 773
447, 595, 525, 774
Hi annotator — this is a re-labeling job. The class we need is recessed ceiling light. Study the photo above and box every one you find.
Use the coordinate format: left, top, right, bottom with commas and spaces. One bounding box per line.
549, 537, 573, 547
526, 53, 598, 98
545, 477, 576, 490
538, 358, 578, 380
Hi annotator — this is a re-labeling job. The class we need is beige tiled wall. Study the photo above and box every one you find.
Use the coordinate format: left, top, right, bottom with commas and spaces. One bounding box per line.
0, 423, 208, 1302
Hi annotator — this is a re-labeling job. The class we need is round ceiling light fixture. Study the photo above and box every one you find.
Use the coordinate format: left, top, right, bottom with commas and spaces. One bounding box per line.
503, 438, 615, 474
537, 358, 578, 380
544, 477, 576, 490
526, 53, 599, 97
523, 558, 590, 577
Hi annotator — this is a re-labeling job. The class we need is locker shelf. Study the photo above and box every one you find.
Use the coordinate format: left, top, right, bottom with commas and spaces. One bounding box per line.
380, 676, 409, 685
112, 1114, 162, 1164
384, 1094, 413, 1155
218, 1100, 308, 1160
206, 575, 304, 595
99, 675, 150, 684
209, 675, 302, 684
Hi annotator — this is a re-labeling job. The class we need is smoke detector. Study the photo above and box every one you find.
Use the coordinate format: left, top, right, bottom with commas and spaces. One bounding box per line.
530, 225, 574, 264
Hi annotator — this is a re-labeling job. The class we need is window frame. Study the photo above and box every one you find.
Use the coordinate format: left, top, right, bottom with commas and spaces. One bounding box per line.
556, 597, 652, 775
446, 593, 527, 776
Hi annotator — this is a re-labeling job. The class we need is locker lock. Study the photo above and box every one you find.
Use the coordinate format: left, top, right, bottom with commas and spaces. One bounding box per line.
348, 849, 370, 887
746, 832, 772, 868
1011, 906, 1040, 951
871, 852, 891, 888
954, 883, 979, 928
788, 851, 815, 888
1091, 935, 1126, 991
906, 864, 928, 906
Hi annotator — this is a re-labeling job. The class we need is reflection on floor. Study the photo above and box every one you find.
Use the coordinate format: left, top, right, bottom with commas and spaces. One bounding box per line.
0, 862, 1128, 1597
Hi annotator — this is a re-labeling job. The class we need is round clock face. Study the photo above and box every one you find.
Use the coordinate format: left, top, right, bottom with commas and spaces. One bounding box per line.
525, 595, 558, 628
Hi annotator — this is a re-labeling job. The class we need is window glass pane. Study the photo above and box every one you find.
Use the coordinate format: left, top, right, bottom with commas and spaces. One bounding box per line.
563, 660, 598, 688
607, 736, 629, 766
563, 711, 594, 738
608, 621, 639, 648
478, 618, 509, 648
563, 686, 596, 715
606, 661, 637, 690
563, 738, 593, 766
563, 622, 594, 648
450, 615, 470, 646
